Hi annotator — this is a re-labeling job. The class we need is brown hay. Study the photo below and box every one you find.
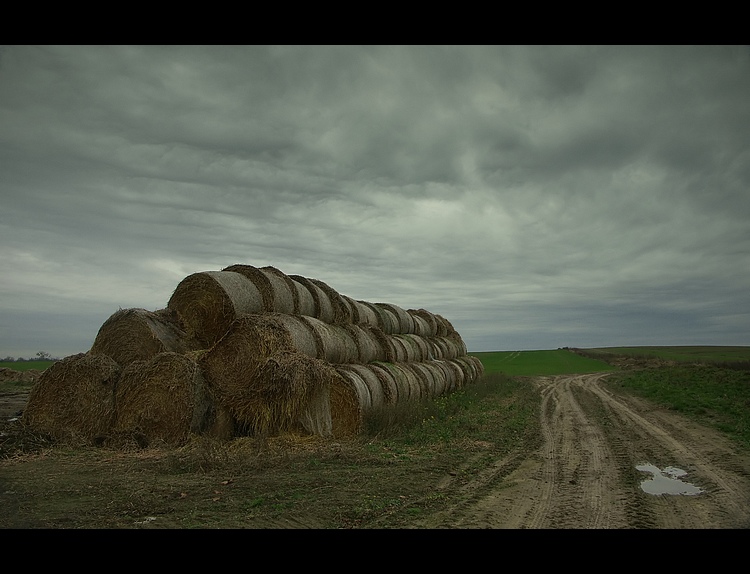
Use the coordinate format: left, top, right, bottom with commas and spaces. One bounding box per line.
199, 314, 294, 409
288, 275, 334, 323
336, 364, 386, 408
343, 324, 387, 364
90, 307, 201, 367
167, 270, 264, 347
309, 278, 352, 324
373, 362, 422, 402
222, 264, 295, 314
328, 369, 362, 438
268, 313, 320, 359
298, 316, 358, 364
409, 309, 439, 337
228, 350, 338, 437
376, 303, 415, 334
290, 277, 316, 316
112, 352, 211, 446
23, 353, 121, 442
367, 363, 399, 404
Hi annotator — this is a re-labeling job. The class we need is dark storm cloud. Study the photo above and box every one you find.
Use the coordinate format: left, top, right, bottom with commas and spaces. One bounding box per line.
1, 45, 749, 357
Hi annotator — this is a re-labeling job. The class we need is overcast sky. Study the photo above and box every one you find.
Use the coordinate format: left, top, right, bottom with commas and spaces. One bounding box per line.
1, 45, 749, 359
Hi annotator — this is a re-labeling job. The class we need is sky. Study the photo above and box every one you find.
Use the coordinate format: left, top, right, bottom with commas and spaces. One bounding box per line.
1, 45, 749, 359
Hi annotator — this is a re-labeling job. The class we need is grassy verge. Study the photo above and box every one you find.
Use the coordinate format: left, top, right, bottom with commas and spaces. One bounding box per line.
608, 365, 750, 449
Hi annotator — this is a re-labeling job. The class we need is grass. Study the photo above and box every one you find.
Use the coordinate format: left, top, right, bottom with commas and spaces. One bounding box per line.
583, 346, 750, 366
609, 364, 750, 448
470, 349, 615, 376
0, 360, 56, 372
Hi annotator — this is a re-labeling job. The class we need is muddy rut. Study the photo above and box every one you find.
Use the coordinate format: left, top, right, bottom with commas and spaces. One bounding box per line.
411, 373, 750, 529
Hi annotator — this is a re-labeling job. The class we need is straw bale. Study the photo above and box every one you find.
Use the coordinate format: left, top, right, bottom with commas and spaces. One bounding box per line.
403, 362, 432, 399
373, 362, 422, 401
298, 316, 358, 364
409, 309, 439, 337
222, 264, 295, 314
454, 355, 484, 385
335, 368, 372, 411
167, 270, 264, 347
409, 313, 431, 337
366, 363, 399, 404
354, 301, 382, 329
288, 275, 335, 323
23, 353, 121, 442
112, 352, 211, 446
290, 277, 316, 316
309, 278, 352, 324
328, 369, 362, 438
341, 295, 361, 324
376, 303, 415, 334
199, 314, 294, 407
440, 359, 464, 392
268, 313, 320, 359
343, 324, 387, 363
90, 307, 201, 367
467, 355, 485, 379
434, 314, 456, 337
423, 361, 449, 397
373, 304, 398, 334
227, 350, 338, 437
336, 364, 386, 408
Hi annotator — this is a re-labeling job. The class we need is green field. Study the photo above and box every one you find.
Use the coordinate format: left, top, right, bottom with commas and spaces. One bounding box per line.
583, 346, 750, 364
470, 349, 615, 376
0, 360, 56, 372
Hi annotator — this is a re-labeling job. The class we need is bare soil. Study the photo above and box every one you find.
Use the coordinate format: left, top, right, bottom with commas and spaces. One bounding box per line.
2, 373, 749, 529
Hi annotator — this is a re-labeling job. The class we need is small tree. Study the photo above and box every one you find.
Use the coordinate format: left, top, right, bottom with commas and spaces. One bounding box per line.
36, 351, 52, 361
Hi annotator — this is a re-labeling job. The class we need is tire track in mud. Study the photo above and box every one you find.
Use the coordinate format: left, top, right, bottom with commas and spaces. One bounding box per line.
411, 372, 750, 529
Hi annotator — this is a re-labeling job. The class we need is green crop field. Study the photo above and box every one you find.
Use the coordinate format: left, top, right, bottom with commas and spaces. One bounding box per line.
469, 349, 615, 376
583, 346, 750, 364
0, 360, 56, 372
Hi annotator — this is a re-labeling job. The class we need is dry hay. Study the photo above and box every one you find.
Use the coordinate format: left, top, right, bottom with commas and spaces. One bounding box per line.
167, 270, 264, 347
225, 350, 339, 437
309, 278, 352, 324
289, 276, 316, 316
366, 363, 399, 404
341, 295, 361, 324
90, 307, 201, 367
0, 367, 43, 384
453, 355, 484, 385
372, 361, 422, 402
408, 309, 439, 337
222, 264, 296, 314
23, 353, 121, 442
199, 314, 294, 408
267, 313, 320, 359
335, 363, 386, 409
439, 359, 465, 392
351, 300, 380, 329
375, 303, 415, 334
288, 275, 334, 323
297, 316, 359, 364
373, 304, 398, 334
111, 352, 212, 446
343, 324, 387, 364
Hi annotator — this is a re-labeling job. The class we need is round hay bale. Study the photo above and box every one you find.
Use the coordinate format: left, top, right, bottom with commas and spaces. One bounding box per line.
409, 309, 439, 337
454, 356, 483, 385
389, 336, 409, 363
289, 275, 335, 323
343, 324, 387, 363
23, 353, 120, 442
199, 314, 294, 408
352, 300, 380, 329
329, 369, 365, 437
409, 313, 431, 337
290, 277, 316, 316
403, 362, 432, 399
376, 303, 415, 334
112, 352, 211, 446
90, 307, 201, 367
434, 314, 455, 337
373, 304, 399, 334
467, 355, 485, 379
167, 270, 264, 347
309, 278, 352, 324
373, 362, 422, 402
222, 264, 295, 314
341, 295, 361, 324
269, 313, 320, 359
440, 359, 464, 392
422, 361, 449, 397
298, 316, 358, 364
336, 364, 386, 408
366, 363, 399, 404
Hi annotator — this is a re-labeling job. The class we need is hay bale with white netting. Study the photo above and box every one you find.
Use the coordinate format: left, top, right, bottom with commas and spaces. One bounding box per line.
112, 352, 212, 446
89, 307, 201, 367
268, 313, 320, 359
23, 353, 121, 442
167, 270, 264, 347
373, 304, 398, 334
288, 275, 335, 323
365, 363, 399, 404
298, 316, 359, 364
222, 264, 296, 314
372, 362, 423, 402
352, 300, 380, 329
343, 324, 387, 363
335, 364, 386, 409
309, 278, 352, 324
290, 276, 316, 316
408, 309, 439, 337
376, 303, 415, 334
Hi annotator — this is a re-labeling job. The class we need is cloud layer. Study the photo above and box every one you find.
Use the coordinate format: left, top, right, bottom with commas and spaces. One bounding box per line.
2, 45, 749, 358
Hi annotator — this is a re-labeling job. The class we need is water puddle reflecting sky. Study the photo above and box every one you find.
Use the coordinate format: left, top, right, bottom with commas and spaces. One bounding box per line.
636, 463, 704, 496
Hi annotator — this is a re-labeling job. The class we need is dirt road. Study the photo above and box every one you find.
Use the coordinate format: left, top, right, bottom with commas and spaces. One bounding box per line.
409, 373, 750, 528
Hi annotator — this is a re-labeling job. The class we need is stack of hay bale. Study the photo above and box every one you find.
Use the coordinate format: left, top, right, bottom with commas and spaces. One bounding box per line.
23, 264, 484, 445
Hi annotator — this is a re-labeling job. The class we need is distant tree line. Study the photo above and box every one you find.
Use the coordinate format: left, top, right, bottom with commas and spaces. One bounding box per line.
2, 351, 61, 362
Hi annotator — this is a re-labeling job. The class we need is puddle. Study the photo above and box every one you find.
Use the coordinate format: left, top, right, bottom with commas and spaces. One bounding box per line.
636, 463, 704, 496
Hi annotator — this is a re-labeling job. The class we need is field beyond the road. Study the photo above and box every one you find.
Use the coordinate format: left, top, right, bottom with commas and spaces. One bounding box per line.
470, 349, 615, 376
